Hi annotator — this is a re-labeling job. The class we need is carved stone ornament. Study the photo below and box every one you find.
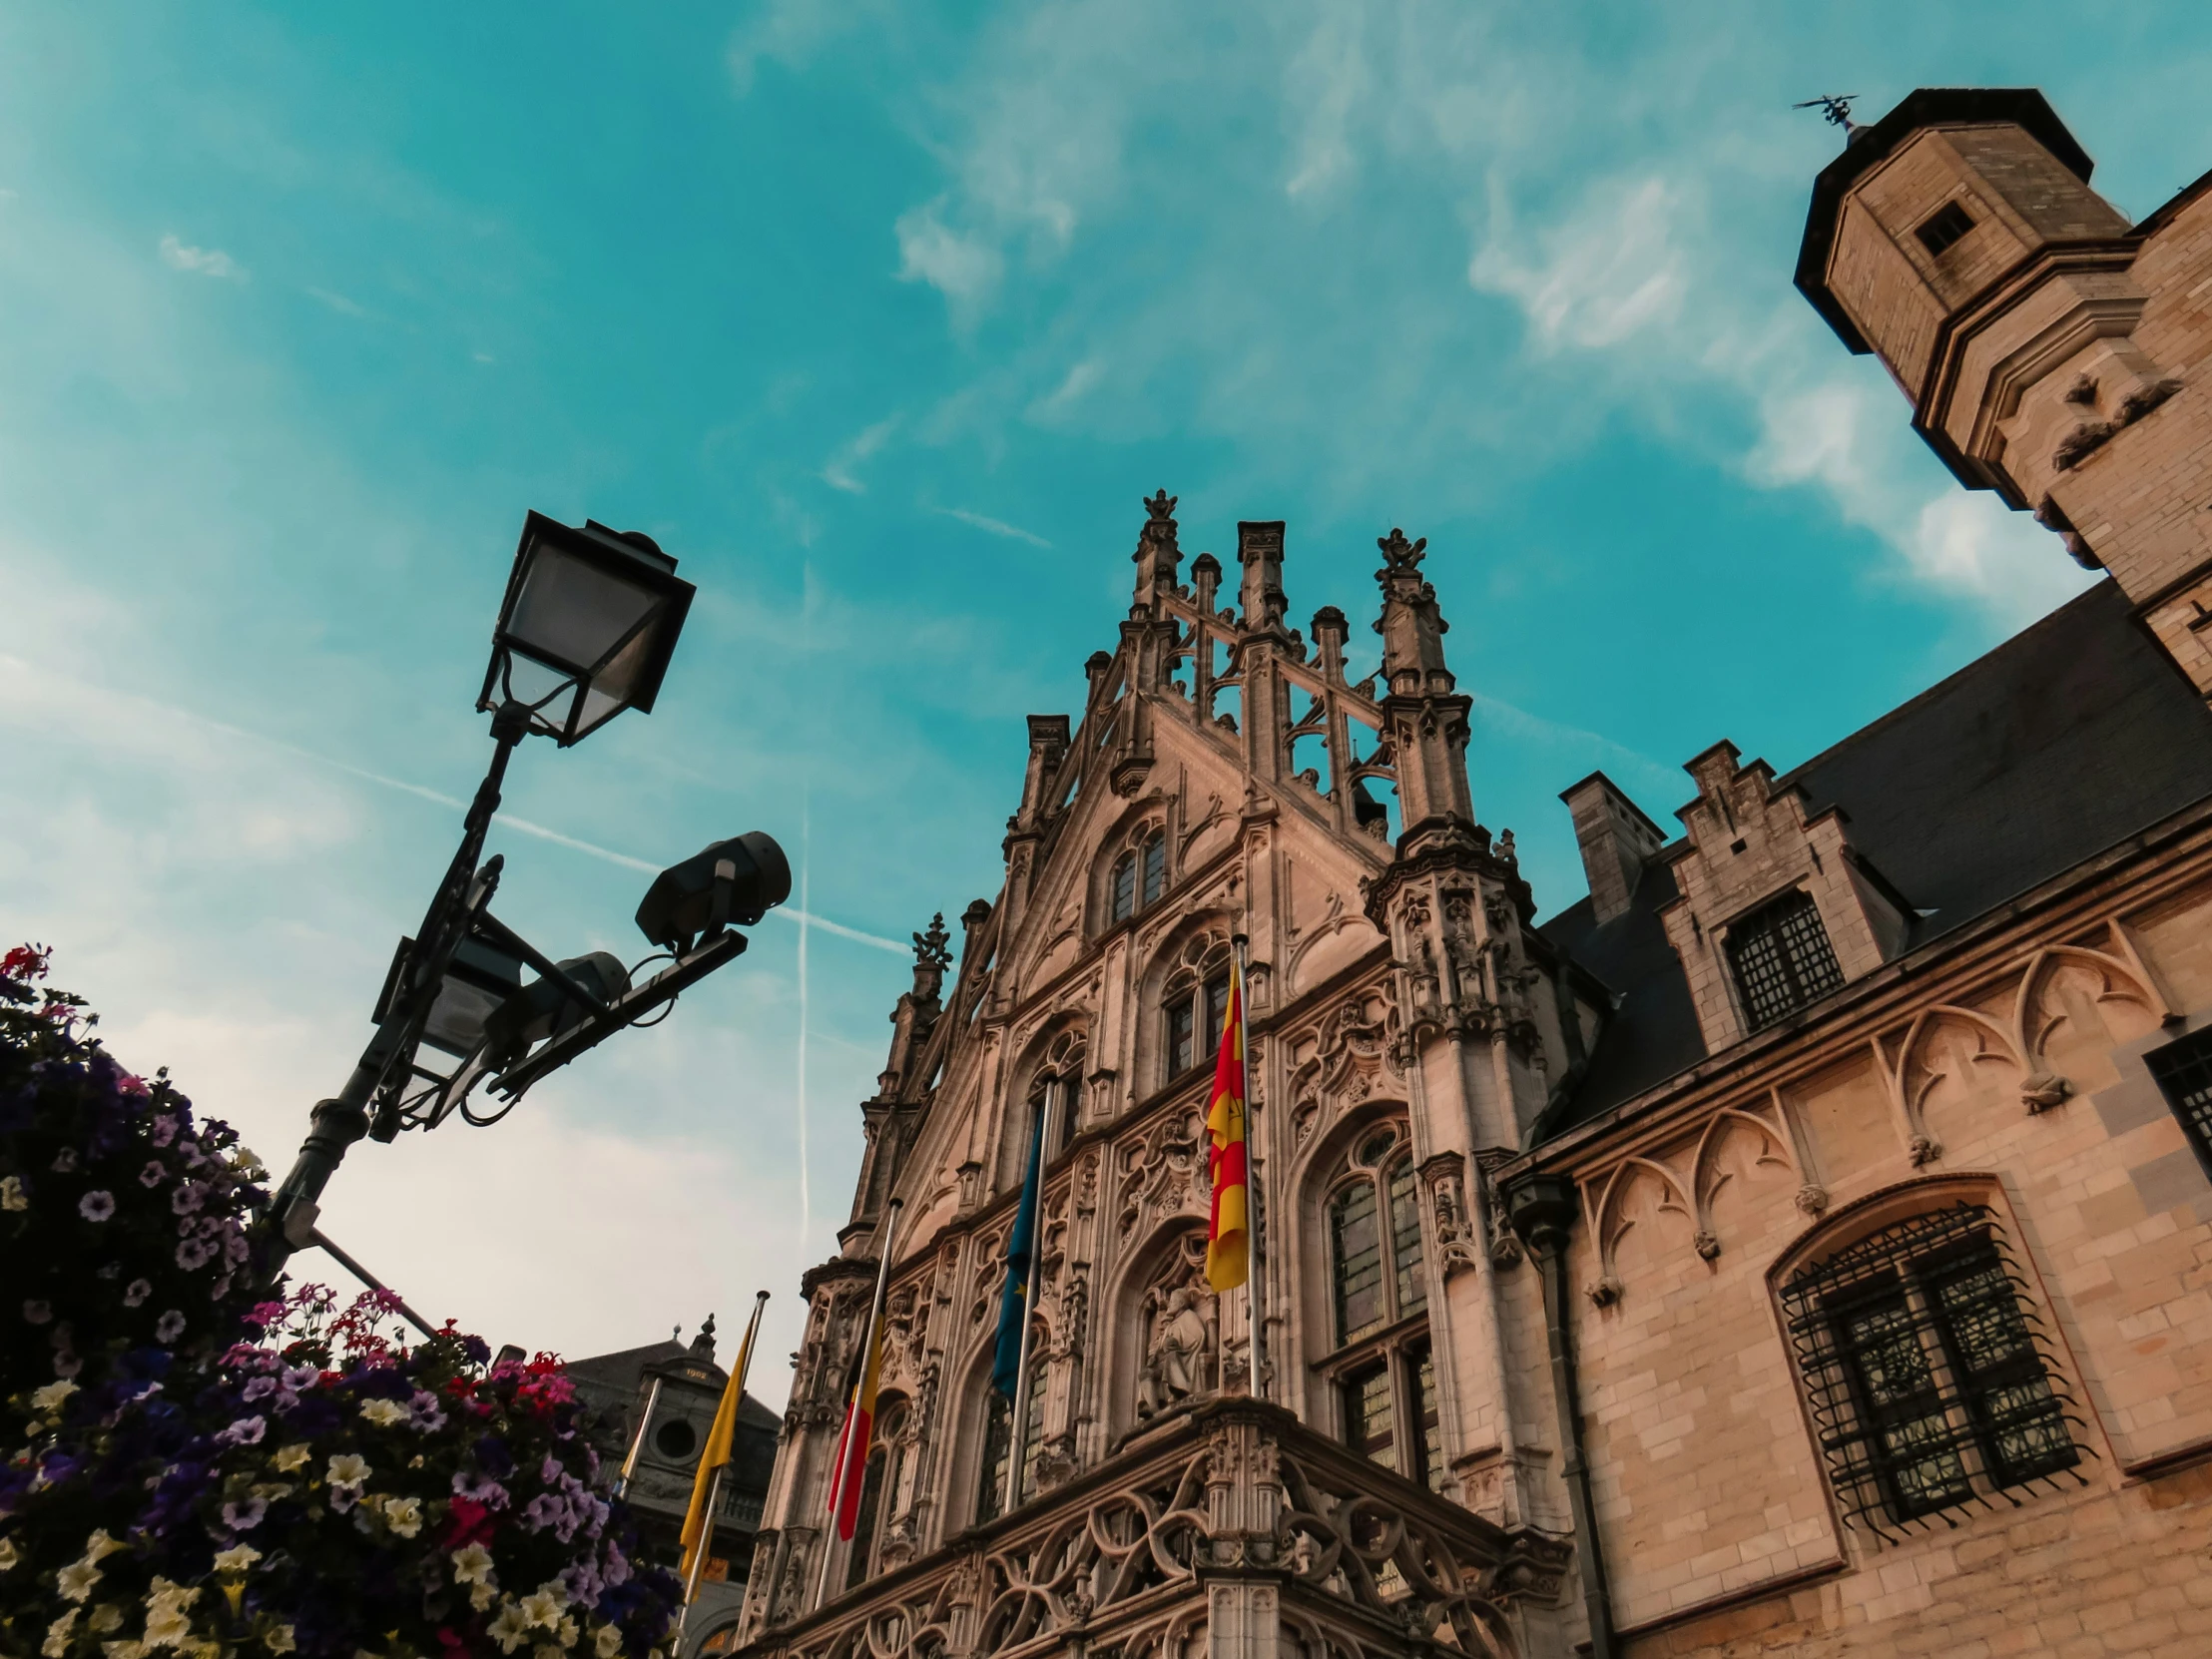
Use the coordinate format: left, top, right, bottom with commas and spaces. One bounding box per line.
1137, 1283, 1214, 1419
1692, 1230, 1722, 1263
1908, 1134, 1942, 1167
1795, 1183, 1831, 1218
2021, 1071, 2073, 1114
1586, 1276, 1623, 1308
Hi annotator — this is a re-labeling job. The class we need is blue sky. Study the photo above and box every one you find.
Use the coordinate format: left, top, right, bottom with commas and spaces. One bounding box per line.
3, 3, 2207, 1390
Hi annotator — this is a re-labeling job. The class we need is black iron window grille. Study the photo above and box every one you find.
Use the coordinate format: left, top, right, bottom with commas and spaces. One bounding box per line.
1779, 1202, 2087, 1540
1916, 200, 1976, 259
2146, 1027, 2212, 1177
1726, 887, 1845, 1031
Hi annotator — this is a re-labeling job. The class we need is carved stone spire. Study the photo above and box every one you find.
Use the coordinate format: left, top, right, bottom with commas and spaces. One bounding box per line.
1237, 520, 1289, 635
1371, 527, 1475, 843
1132, 489, 1182, 610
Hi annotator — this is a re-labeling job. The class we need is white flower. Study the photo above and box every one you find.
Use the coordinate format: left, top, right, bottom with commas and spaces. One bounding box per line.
470, 1581, 498, 1612
79, 1190, 117, 1222
80, 1530, 126, 1564
103, 1640, 147, 1659
89, 1604, 123, 1633
213, 1544, 261, 1574
1, 1174, 26, 1211
556, 1615, 579, 1649
326, 1452, 370, 1485
141, 1576, 200, 1648
488, 1604, 531, 1655
41, 1608, 77, 1657
382, 1494, 423, 1538
595, 1626, 623, 1659
58, 1558, 102, 1601
0, 1536, 16, 1572
450, 1542, 496, 1584
264, 1625, 296, 1655
154, 1310, 186, 1344
30, 1380, 78, 1411
273, 1443, 312, 1473
520, 1586, 565, 1628
358, 1398, 408, 1428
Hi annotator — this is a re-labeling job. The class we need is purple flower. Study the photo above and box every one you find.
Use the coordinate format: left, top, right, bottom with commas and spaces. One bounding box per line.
215, 1415, 267, 1447
329, 1483, 359, 1514
541, 1454, 565, 1483
22, 1300, 52, 1325
281, 1365, 319, 1392
150, 1114, 179, 1148
139, 1161, 166, 1188
222, 1496, 267, 1531
603, 1541, 631, 1588
558, 1558, 604, 1609
523, 1492, 566, 1534
176, 1239, 216, 1271
78, 1190, 116, 1222
123, 1279, 152, 1309
52, 1349, 82, 1380
408, 1390, 448, 1431
242, 1377, 277, 1402
451, 1471, 510, 1509
172, 1182, 205, 1217
155, 1310, 186, 1344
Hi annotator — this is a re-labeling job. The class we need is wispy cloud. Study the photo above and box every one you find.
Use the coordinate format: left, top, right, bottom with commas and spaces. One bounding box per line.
159, 233, 247, 281
1027, 358, 1101, 420
894, 202, 1003, 315
931, 504, 1051, 548
306, 285, 363, 315
822, 413, 899, 494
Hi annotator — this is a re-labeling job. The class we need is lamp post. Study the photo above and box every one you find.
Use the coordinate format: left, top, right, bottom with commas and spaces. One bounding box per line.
261, 513, 786, 1279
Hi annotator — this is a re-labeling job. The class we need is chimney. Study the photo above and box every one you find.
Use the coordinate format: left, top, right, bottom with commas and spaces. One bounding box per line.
1561, 771, 1666, 924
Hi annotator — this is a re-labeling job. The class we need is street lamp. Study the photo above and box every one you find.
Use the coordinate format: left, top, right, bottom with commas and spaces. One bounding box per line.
481, 514, 694, 747
261, 512, 785, 1278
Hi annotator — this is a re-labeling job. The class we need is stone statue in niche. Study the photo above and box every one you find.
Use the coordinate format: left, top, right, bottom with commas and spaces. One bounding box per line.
1136, 1284, 1213, 1418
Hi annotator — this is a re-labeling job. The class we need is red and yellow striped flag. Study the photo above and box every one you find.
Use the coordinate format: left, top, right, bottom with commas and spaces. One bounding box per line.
827, 1319, 885, 1540
1205, 957, 1249, 1293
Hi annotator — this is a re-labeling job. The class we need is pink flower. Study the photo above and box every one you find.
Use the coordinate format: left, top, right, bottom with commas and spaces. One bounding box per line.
116, 1071, 152, 1098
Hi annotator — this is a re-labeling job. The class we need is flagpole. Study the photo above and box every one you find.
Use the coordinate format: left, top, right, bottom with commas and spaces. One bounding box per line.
816, 1198, 902, 1614
676, 1290, 771, 1638
1003, 1083, 1057, 1517
1233, 932, 1265, 1400
612, 1375, 662, 1499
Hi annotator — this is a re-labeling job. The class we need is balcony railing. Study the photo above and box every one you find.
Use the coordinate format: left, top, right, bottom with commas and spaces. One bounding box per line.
736, 1398, 1569, 1659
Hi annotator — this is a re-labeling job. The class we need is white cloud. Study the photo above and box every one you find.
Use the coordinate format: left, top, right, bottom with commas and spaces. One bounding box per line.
158, 233, 247, 281
893, 202, 1003, 313
1283, 5, 1370, 199
1028, 358, 1102, 419
821, 413, 899, 494
931, 505, 1052, 548
1470, 175, 1689, 352
306, 285, 363, 315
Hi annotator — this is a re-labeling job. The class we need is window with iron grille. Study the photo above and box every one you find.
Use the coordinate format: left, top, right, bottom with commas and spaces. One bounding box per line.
1779, 1203, 2086, 1538
2146, 1027, 2212, 1177
1726, 887, 1845, 1030
1915, 200, 1976, 259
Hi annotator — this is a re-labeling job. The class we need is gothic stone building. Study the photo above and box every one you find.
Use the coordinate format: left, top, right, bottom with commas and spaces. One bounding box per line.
732, 89, 2212, 1659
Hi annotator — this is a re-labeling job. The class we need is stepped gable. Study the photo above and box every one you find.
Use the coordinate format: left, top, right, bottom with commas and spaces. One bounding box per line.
1540, 577, 2212, 1134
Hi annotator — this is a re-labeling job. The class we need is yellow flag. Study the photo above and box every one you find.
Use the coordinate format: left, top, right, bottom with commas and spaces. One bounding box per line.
678, 1316, 759, 1588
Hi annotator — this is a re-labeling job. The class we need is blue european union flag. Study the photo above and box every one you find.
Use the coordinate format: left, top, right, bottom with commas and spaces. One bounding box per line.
991, 1102, 1045, 1400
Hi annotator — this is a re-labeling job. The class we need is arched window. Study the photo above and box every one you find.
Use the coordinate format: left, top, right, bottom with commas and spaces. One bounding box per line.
842, 1400, 906, 1588
1779, 1200, 2085, 1537
1109, 830, 1169, 925
1319, 1124, 1440, 1490
1160, 934, 1233, 1085
975, 1345, 1048, 1524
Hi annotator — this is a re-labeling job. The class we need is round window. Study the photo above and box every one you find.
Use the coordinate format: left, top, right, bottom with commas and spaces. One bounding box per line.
655, 1418, 699, 1460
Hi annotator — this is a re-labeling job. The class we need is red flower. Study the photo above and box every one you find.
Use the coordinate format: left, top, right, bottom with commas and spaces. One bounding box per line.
443, 1496, 497, 1549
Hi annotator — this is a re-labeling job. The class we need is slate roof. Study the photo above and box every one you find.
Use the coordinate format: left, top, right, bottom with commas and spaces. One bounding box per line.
566, 1339, 780, 1433
1538, 579, 2212, 1138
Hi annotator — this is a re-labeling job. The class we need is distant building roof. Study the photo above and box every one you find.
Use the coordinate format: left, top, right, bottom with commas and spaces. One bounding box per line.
1539, 579, 2212, 1136
566, 1339, 780, 1433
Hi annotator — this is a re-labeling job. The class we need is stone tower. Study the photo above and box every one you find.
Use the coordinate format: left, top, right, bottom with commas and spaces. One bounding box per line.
733, 498, 1580, 1657
1796, 87, 2212, 696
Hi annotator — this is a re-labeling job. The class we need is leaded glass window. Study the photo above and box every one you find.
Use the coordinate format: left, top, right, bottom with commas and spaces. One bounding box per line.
1726, 887, 1845, 1031
1344, 1362, 1395, 1471
1141, 833, 1167, 905
1110, 854, 1137, 923
1330, 1179, 1384, 1342
975, 1353, 1048, 1524
1779, 1203, 2085, 1537
2146, 1027, 2212, 1177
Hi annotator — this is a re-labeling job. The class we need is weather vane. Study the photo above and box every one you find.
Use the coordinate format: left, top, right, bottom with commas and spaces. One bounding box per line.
1794, 94, 1860, 137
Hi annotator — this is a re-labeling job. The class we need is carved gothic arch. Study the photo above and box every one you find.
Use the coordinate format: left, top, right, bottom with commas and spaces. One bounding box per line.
1881, 1003, 2027, 1162
2010, 940, 2166, 1081
1088, 793, 1177, 936
1688, 1105, 1800, 1247
1584, 1154, 1698, 1299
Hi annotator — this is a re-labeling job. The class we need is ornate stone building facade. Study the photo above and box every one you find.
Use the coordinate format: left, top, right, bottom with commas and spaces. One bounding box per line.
734, 88, 2212, 1659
